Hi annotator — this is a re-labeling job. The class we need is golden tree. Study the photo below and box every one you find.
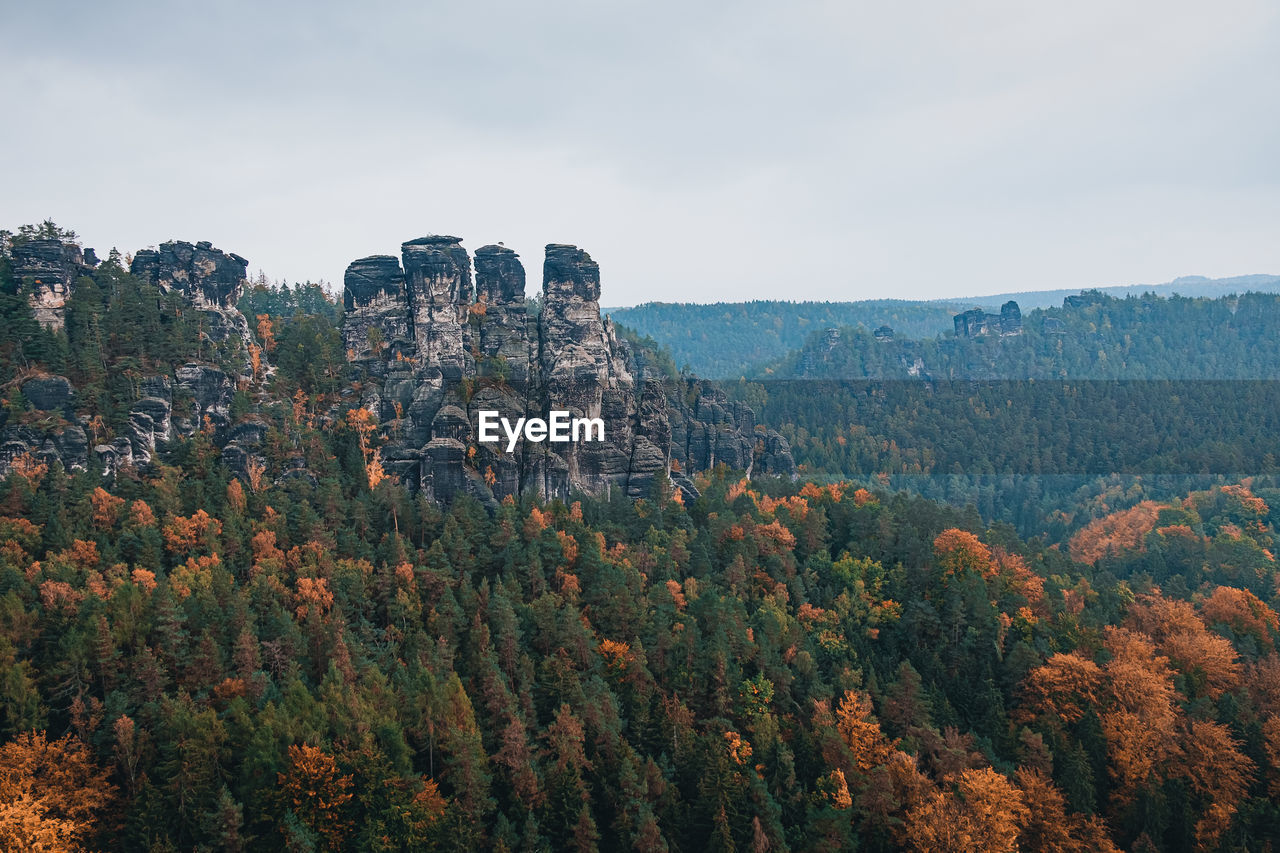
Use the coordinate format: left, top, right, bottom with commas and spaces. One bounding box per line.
0, 731, 116, 851
278, 743, 353, 851
835, 689, 897, 773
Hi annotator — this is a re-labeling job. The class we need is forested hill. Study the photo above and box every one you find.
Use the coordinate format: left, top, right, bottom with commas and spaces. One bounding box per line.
766, 290, 1280, 380
607, 275, 1280, 378
735, 289, 1280, 540
6, 221, 1280, 851
606, 300, 964, 377
6, 449, 1280, 851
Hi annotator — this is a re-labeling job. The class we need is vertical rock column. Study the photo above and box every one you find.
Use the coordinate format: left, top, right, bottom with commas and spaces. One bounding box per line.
470, 245, 533, 500
536, 244, 636, 497
401, 236, 473, 383
343, 255, 411, 364
474, 245, 532, 389
343, 255, 414, 424
341, 254, 425, 486
401, 236, 474, 503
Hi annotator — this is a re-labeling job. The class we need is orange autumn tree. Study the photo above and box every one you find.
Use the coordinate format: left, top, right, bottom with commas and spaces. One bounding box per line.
162, 509, 222, 555
901, 767, 1028, 853
1199, 585, 1279, 650
835, 689, 897, 773
1126, 593, 1241, 699
256, 313, 276, 352
933, 529, 994, 579
1067, 501, 1161, 564
278, 744, 353, 851
1015, 652, 1103, 730
88, 487, 124, 530
1178, 719, 1253, 849
1014, 767, 1120, 853
0, 730, 116, 851
1097, 626, 1182, 805
345, 407, 387, 489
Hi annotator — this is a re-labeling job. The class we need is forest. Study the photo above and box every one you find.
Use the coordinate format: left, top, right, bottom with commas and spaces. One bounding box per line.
760, 290, 1280, 381
605, 279, 1280, 380
4, 225, 1280, 851
605, 301, 963, 378
5, 446, 1280, 851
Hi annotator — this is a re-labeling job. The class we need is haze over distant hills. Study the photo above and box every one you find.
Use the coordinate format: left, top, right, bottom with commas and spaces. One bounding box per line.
939, 273, 1280, 312
609, 273, 1280, 377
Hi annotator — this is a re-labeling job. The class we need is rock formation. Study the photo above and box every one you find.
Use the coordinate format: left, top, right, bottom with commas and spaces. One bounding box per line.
131, 241, 256, 365
1063, 291, 1108, 310
2, 238, 251, 479
131, 240, 249, 310
953, 301, 1022, 338
2, 228, 794, 502
11, 238, 95, 330
345, 236, 795, 505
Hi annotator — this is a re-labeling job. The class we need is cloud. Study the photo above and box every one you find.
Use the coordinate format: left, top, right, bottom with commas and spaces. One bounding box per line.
3, 0, 1278, 304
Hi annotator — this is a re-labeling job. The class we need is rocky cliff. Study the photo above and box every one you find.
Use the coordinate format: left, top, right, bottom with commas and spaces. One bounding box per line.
953, 300, 1022, 338
131, 241, 256, 367
3, 229, 794, 503
11, 238, 96, 330
2, 239, 253, 479
345, 236, 795, 505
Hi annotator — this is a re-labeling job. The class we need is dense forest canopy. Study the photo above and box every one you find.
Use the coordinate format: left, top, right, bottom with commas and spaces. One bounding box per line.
4, 224, 1280, 851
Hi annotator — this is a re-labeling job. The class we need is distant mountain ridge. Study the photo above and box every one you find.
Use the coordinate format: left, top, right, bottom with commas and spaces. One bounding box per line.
766, 288, 1280, 381
608, 273, 1280, 377
937, 273, 1280, 312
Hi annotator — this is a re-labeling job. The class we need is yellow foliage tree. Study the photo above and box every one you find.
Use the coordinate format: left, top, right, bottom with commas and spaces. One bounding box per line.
0, 731, 116, 851
278, 744, 353, 851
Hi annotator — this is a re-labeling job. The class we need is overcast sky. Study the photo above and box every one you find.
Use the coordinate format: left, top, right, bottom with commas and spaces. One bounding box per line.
4, 0, 1278, 305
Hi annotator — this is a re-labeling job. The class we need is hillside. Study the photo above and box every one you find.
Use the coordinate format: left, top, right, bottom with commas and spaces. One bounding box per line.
765, 290, 1280, 380
608, 274, 1280, 378
5, 223, 1280, 851
731, 290, 1280, 536
606, 300, 965, 377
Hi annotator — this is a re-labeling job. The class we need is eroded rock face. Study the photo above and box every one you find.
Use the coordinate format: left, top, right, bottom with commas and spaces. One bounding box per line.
1, 228, 795, 500
132, 240, 256, 373
474, 245, 532, 389
21, 376, 76, 412
175, 364, 234, 434
343, 236, 795, 505
131, 240, 248, 309
343, 255, 411, 363
402, 236, 472, 383
1, 235, 257, 480
12, 239, 89, 331
0, 425, 89, 474
953, 301, 1023, 338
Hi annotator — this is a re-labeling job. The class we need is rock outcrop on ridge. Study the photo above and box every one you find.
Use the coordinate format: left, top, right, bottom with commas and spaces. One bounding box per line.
344, 236, 795, 505
2, 229, 795, 504
131, 240, 257, 362
953, 301, 1022, 338
2, 238, 255, 479
11, 238, 96, 331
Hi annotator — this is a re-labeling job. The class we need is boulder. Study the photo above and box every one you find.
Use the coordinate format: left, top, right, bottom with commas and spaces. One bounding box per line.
21, 375, 75, 411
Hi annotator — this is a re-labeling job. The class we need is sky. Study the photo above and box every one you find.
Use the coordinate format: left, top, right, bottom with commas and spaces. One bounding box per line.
3, 0, 1279, 306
